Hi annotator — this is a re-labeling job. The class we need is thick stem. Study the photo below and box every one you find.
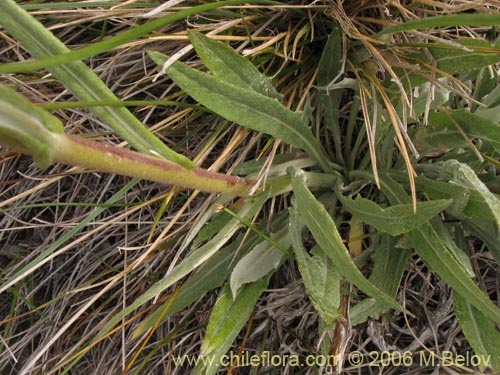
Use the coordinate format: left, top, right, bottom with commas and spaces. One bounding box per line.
51, 134, 256, 196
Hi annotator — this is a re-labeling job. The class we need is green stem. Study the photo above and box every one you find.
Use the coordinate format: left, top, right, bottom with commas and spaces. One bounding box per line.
50, 133, 256, 196
0, 85, 255, 196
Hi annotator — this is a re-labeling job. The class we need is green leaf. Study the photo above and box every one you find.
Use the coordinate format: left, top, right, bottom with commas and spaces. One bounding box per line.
455, 292, 500, 371
338, 193, 451, 236
391, 39, 500, 91
0, 0, 194, 168
350, 237, 411, 326
290, 169, 407, 314
399, 80, 449, 120
193, 212, 233, 247
472, 66, 498, 111
378, 173, 500, 323
317, 29, 344, 162
423, 38, 500, 76
182, 195, 237, 251
149, 51, 332, 172
412, 109, 500, 155
432, 219, 474, 278
229, 226, 288, 299
407, 173, 493, 219
188, 31, 282, 100
317, 30, 343, 87
135, 211, 291, 338
290, 209, 342, 325
374, 13, 500, 38
474, 105, 500, 124
482, 83, 500, 108
446, 160, 500, 230
193, 278, 270, 375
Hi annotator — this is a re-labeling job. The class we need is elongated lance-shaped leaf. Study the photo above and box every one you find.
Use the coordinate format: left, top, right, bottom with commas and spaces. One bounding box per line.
387, 170, 494, 220
455, 292, 500, 371
134, 210, 290, 337
188, 31, 282, 100
149, 51, 333, 173
445, 160, 500, 231
0, 0, 193, 168
193, 277, 271, 375
290, 209, 342, 325
413, 109, 500, 155
338, 193, 452, 236
432, 219, 474, 277
317, 30, 344, 163
290, 168, 408, 314
424, 38, 500, 76
230, 225, 288, 299
464, 220, 500, 265
376, 172, 500, 323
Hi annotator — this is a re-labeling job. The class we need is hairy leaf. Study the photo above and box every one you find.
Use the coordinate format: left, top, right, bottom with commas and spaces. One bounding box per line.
455, 293, 500, 371
419, 38, 500, 75
290, 209, 342, 325
339, 193, 451, 236
188, 31, 282, 100
317, 29, 344, 162
446, 160, 500, 230
426, 177, 491, 219
291, 169, 407, 314
432, 219, 474, 277
230, 226, 288, 299
149, 51, 332, 172
133, 234, 253, 338
193, 278, 270, 375
379, 173, 500, 323
413, 109, 500, 154
464, 220, 500, 264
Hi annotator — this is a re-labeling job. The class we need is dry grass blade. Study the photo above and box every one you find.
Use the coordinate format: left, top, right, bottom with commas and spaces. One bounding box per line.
440, 106, 485, 162
355, 73, 380, 188
328, 0, 419, 208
